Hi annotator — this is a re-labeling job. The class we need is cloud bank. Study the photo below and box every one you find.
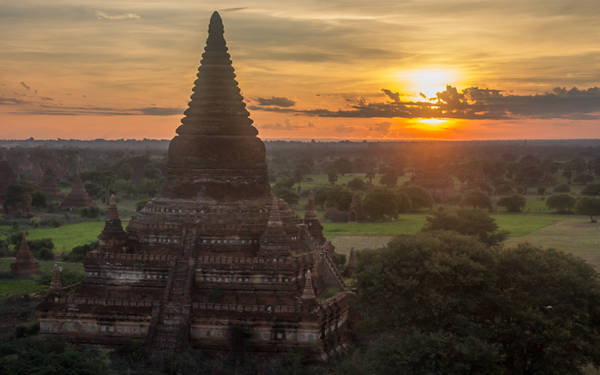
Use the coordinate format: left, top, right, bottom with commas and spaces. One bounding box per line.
253, 86, 600, 120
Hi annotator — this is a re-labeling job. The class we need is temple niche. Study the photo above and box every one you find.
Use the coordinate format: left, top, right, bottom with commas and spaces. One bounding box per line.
61, 174, 94, 210
37, 11, 350, 361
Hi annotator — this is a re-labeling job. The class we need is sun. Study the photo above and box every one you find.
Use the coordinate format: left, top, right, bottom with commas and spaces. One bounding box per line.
399, 68, 457, 99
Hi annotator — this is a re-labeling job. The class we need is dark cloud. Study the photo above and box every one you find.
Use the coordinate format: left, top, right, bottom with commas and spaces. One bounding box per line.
382, 89, 400, 103
253, 86, 600, 120
220, 7, 248, 12
137, 107, 182, 116
0, 96, 27, 105
20, 81, 30, 90
261, 120, 314, 131
40, 96, 54, 101
11, 103, 182, 116
255, 96, 296, 107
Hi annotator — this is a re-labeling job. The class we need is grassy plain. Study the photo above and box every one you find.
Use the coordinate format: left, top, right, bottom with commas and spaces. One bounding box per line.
0, 259, 83, 298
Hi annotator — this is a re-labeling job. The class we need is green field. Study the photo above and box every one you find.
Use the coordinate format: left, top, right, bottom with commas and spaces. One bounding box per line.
0, 259, 83, 298
26, 220, 128, 255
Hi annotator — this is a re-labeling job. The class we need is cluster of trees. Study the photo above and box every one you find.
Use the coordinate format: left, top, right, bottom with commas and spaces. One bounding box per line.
311, 184, 433, 221
348, 231, 600, 374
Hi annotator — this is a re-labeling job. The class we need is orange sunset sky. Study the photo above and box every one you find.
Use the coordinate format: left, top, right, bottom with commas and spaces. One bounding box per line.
0, 0, 599, 140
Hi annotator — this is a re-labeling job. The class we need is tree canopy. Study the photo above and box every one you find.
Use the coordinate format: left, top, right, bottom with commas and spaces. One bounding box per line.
353, 232, 600, 375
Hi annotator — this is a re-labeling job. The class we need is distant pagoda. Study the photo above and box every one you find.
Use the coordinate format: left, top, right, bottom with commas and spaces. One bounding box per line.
40, 169, 62, 200
61, 175, 94, 209
38, 12, 349, 361
11, 233, 40, 275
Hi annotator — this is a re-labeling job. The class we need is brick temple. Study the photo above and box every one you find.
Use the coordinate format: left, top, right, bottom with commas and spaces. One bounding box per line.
37, 11, 350, 360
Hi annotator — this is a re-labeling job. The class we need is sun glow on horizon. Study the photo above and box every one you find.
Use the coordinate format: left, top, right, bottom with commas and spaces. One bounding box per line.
398, 68, 459, 99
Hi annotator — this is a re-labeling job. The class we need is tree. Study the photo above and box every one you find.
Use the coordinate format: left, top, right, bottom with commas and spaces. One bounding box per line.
333, 157, 353, 176
324, 185, 353, 211
347, 177, 367, 191
422, 208, 507, 246
354, 232, 600, 375
574, 174, 594, 185
326, 168, 338, 184
334, 331, 501, 375
581, 184, 600, 196
3, 184, 32, 214
0, 337, 109, 375
575, 197, 600, 222
379, 172, 398, 187
546, 194, 576, 213
272, 177, 299, 205
494, 182, 513, 195
553, 184, 571, 193
365, 170, 376, 185
399, 186, 433, 210
497, 194, 526, 212
31, 191, 47, 209
460, 189, 492, 210
362, 188, 398, 220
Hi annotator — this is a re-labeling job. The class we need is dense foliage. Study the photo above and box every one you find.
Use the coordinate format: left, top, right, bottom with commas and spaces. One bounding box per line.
352, 232, 600, 374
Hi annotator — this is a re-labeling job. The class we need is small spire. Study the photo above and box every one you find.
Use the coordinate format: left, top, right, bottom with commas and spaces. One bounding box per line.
304, 192, 318, 221
258, 196, 291, 256
301, 269, 316, 300
50, 263, 62, 290
107, 194, 119, 220
267, 196, 283, 227
16, 232, 34, 262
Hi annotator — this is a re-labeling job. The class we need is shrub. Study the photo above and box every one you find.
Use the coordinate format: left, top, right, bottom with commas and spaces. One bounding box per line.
553, 184, 571, 193
546, 194, 576, 213
81, 206, 101, 218
64, 241, 98, 262
347, 177, 367, 191
494, 183, 514, 195
497, 195, 526, 212
324, 207, 349, 222
581, 184, 600, 196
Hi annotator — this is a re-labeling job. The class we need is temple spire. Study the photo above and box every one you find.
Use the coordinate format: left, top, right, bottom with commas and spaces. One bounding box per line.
50, 263, 62, 290
10, 232, 40, 275
98, 194, 127, 251
259, 196, 291, 257
165, 11, 270, 200
177, 10, 256, 137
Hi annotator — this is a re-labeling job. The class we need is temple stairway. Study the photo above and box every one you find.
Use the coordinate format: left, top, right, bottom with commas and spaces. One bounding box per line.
146, 232, 196, 352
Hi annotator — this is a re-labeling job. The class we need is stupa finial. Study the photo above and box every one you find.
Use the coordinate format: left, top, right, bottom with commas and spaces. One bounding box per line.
209, 11, 223, 35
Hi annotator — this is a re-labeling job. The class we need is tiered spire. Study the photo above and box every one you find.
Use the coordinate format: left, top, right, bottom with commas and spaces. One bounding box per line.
98, 195, 127, 250
40, 169, 62, 200
50, 263, 62, 290
304, 191, 325, 244
165, 11, 270, 200
258, 196, 291, 256
61, 174, 94, 209
301, 269, 316, 300
177, 11, 257, 137
10, 232, 40, 275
